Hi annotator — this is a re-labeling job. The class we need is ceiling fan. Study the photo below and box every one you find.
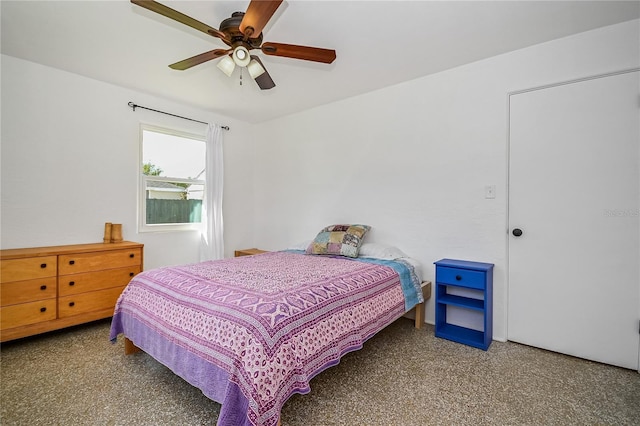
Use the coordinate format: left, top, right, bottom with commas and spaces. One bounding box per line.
131, 0, 337, 90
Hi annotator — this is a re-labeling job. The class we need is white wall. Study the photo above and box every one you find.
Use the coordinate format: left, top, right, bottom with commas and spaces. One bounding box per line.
2, 20, 638, 340
250, 20, 640, 340
1, 55, 255, 269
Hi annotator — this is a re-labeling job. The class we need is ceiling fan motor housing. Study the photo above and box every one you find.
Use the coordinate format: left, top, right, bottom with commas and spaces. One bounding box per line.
220, 12, 263, 49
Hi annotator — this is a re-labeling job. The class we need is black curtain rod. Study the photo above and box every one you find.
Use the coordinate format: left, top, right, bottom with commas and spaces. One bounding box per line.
127, 102, 230, 131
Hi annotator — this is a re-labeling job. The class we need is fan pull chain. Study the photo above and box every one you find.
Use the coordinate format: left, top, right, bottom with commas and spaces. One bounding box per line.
239, 68, 243, 86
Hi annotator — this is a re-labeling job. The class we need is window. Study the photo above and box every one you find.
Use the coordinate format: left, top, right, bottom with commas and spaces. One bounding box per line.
139, 125, 206, 232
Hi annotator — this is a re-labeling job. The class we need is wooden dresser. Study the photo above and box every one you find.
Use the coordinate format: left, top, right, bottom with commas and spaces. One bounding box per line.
1, 241, 143, 342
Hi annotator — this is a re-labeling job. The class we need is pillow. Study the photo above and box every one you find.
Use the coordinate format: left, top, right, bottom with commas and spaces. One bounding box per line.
358, 243, 408, 260
306, 224, 371, 258
286, 240, 312, 251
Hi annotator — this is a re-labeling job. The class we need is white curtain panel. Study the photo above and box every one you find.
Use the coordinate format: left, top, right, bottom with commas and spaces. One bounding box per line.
200, 123, 224, 261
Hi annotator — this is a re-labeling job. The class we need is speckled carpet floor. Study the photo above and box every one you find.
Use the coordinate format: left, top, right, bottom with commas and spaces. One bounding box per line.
1, 318, 638, 425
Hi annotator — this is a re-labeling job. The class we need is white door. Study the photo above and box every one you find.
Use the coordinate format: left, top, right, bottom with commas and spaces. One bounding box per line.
508, 70, 639, 370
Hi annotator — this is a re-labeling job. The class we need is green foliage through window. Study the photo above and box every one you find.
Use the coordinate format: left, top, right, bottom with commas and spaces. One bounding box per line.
143, 162, 163, 176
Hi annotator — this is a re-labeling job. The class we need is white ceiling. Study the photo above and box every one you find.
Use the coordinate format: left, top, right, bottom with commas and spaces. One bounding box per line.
2, 1, 638, 123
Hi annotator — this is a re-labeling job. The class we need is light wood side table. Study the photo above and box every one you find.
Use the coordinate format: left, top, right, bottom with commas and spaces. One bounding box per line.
234, 248, 268, 257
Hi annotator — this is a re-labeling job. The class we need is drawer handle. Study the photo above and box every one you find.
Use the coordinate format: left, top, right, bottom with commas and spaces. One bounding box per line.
69, 302, 75, 307
69, 260, 75, 265
40, 263, 47, 268
129, 253, 135, 258
69, 281, 75, 286
129, 272, 134, 277
40, 285, 47, 290
40, 307, 47, 312
455, 275, 462, 281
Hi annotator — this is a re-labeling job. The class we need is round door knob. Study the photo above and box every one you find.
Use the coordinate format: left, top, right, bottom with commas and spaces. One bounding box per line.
512, 228, 523, 237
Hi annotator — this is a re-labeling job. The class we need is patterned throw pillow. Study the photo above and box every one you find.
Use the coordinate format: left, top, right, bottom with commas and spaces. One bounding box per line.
305, 224, 371, 258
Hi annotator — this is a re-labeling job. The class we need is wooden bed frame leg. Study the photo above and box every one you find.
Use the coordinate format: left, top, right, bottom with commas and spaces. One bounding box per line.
124, 337, 142, 354
414, 302, 425, 329
414, 281, 432, 329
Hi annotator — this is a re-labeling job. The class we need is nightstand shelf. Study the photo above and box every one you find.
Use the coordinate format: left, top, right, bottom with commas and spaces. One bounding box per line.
437, 294, 485, 311
436, 323, 486, 348
434, 258, 494, 350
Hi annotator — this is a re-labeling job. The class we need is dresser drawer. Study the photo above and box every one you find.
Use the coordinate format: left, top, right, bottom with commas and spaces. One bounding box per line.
1, 299, 57, 330
1, 277, 57, 306
436, 266, 486, 289
59, 267, 140, 296
59, 248, 142, 275
58, 286, 126, 318
0, 256, 57, 283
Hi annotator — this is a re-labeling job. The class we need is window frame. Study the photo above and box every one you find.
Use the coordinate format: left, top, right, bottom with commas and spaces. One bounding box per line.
138, 124, 206, 233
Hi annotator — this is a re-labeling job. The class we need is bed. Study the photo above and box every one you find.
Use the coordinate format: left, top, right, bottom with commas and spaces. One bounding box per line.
110, 232, 429, 426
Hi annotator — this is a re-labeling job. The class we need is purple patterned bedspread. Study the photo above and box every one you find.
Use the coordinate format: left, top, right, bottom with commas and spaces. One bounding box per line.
110, 251, 412, 426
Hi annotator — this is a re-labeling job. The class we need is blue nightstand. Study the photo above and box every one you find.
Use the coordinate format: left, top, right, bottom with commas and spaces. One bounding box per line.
434, 259, 494, 350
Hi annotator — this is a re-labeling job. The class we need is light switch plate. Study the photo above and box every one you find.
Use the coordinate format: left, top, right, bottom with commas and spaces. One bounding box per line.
485, 185, 496, 199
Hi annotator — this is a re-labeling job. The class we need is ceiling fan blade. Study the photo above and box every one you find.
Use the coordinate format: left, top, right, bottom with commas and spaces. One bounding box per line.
169, 49, 231, 70
250, 56, 276, 90
239, 0, 283, 38
261, 42, 336, 64
131, 0, 228, 41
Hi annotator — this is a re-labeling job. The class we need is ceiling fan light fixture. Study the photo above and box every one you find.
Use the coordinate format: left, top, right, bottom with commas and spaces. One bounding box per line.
232, 46, 250, 67
217, 55, 236, 77
247, 59, 266, 79
130, 0, 335, 91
